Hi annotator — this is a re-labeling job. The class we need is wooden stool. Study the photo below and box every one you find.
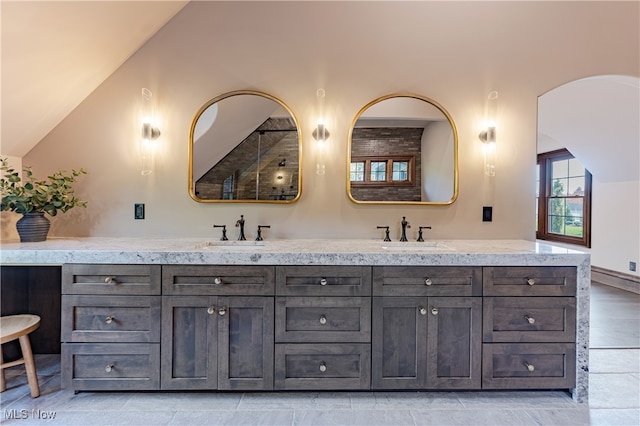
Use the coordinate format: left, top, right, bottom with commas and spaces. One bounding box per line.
0, 314, 41, 398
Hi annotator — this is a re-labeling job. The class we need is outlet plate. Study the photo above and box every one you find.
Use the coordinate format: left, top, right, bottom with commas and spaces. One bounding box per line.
483, 206, 493, 222
134, 203, 145, 220
630, 261, 637, 272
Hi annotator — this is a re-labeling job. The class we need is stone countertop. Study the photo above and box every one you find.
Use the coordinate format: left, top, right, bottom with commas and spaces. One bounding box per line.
0, 237, 589, 266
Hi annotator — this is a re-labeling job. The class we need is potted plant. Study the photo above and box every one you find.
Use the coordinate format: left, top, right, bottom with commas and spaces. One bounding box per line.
1, 158, 87, 242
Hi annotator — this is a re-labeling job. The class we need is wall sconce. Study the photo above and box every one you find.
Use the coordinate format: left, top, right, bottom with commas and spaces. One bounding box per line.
479, 91, 498, 176
140, 88, 160, 175
314, 88, 329, 176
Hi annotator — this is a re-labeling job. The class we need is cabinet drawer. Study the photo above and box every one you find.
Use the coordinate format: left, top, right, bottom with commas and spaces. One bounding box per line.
62, 264, 161, 295
163, 265, 274, 295
275, 344, 371, 390
275, 297, 371, 343
276, 266, 371, 296
483, 297, 576, 343
373, 266, 482, 297
482, 343, 575, 389
483, 267, 576, 296
62, 343, 160, 390
62, 295, 161, 343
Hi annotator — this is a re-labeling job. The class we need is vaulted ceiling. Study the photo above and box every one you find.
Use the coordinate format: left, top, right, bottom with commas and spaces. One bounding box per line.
1, 0, 188, 157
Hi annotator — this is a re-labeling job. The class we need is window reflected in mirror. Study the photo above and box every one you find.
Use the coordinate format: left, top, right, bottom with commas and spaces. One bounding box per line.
347, 94, 458, 205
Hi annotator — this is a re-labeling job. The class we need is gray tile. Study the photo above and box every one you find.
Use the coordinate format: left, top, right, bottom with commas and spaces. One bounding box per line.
350, 391, 462, 409
589, 349, 640, 373
294, 409, 414, 425
589, 373, 640, 408
589, 408, 640, 425
523, 408, 591, 425
456, 390, 575, 408
237, 392, 351, 410
412, 409, 533, 425
169, 409, 294, 425
123, 391, 242, 411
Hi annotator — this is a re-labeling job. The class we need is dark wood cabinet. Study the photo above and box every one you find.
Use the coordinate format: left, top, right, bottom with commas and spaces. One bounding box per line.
161, 265, 275, 391
61, 264, 161, 390
371, 296, 481, 390
482, 266, 577, 389
58, 263, 578, 393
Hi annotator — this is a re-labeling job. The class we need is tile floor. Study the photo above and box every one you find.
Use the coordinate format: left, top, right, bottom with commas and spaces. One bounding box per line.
1, 283, 638, 425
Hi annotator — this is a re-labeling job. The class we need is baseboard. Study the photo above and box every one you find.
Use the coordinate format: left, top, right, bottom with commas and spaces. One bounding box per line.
591, 266, 640, 294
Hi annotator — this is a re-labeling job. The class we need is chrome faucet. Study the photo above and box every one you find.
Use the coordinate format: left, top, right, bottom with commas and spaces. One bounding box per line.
236, 215, 246, 240
417, 226, 432, 242
256, 225, 270, 241
213, 224, 228, 241
376, 226, 391, 242
400, 216, 411, 242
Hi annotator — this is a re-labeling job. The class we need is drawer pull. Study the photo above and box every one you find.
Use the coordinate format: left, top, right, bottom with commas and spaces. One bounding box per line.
105, 316, 114, 324
319, 315, 327, 325
218, 307, 227, 316
424, 278, 433, 286
319, 362, 327, 373
419, 307, 428, 316
319, 278, 328, 286
104, 276, 117, 284
524, 362, 535, 372
524, 315, 536, 324
526, 278, 536, 286
207, 306, 216, 315
105, 364, 114, 373
431, 307, 439, 316
214, 277, 223, 285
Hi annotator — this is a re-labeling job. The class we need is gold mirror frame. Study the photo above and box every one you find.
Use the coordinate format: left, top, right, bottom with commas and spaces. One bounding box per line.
189, 90, 302, 203
347, 94, 459, 205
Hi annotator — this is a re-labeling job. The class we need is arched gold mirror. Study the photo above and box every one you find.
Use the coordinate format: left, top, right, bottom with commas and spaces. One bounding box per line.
347, 94, 458, 205
189, 90, 301, 203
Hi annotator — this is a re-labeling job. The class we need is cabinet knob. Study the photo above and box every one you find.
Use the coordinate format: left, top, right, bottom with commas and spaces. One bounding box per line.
524, 315, 536, 324
218, 307, 227, 316
319, 362, 327, 373
104, 276, 117, 284
214, 277, 223, 285
524, 362, 535, 372
319, 278, 328, 286
526, 278, 536, 286
207, 306, 216, 315
319, 315, 327, 325
424, 278, 433, 286
419, 307, 428, 316
431, 307, 439, 316
105, 364, 114, 373
105, 316, 114, 324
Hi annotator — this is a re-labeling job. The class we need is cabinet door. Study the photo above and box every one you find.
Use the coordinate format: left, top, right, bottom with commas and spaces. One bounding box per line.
161, 296, 218, 390
372, 296, 428, 389
217, 296, 274, 390
426, 297, 481, 389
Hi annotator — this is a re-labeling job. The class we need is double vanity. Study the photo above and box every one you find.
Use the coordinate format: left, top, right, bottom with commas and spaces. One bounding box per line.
0, 238, 590, 403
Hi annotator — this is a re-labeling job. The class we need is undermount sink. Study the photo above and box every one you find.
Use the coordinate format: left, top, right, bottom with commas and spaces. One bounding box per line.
194, 241, 266, 250
381, 242, 452, 251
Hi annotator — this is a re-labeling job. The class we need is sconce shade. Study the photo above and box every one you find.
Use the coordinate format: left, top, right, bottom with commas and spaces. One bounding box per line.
142, 122, 161, 140
312, 123, 330, 141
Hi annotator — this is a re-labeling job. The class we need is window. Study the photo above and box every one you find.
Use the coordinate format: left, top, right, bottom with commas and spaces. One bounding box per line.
350, 156, 415, 185
222, 175, 234, 200
350, 162, 365, 182
536, 149, 591, 247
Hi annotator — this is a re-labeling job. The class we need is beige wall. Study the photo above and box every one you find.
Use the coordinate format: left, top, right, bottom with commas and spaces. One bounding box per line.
8, 1, 639, 244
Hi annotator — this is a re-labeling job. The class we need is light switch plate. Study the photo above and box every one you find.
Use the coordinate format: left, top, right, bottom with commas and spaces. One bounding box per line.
134, 203, 145, 220
483, 206, 493, 222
